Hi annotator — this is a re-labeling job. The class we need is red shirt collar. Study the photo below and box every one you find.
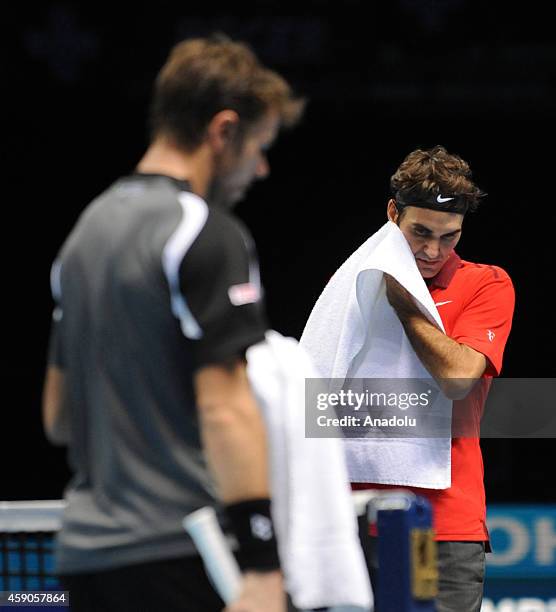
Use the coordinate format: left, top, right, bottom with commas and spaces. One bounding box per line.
426, 251, 461, 289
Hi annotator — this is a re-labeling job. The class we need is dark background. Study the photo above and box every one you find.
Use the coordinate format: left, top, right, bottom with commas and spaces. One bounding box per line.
6, 3, 555, 502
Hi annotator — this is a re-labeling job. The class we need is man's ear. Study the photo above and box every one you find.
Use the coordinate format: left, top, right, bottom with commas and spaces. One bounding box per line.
387, 199, 399, 223
206, 110, 240, 152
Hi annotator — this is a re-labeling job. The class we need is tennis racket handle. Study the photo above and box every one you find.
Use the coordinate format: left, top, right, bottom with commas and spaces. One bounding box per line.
183, 506, 242, 604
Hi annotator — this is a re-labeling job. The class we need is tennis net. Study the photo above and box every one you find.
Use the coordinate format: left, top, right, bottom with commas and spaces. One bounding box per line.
0, 500, 65, 591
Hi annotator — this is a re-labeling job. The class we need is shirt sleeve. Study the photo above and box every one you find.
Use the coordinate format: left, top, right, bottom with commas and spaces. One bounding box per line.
177, 209, 268, 369
450, 266, 515, 376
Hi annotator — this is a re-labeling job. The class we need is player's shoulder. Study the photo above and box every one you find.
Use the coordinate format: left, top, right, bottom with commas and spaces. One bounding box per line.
459, 259, 512, 281
182, 204, 256, 274
205, 205, 250, 238
458, 259, 514, 290
200, 205, 254, 253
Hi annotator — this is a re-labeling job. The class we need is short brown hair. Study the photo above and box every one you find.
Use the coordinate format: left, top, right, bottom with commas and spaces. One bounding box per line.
390, 145, 485, 214
149, 34, 305, 151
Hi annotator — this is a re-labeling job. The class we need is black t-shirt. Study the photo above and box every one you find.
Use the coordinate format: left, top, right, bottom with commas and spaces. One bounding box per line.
48, 173, 267, 573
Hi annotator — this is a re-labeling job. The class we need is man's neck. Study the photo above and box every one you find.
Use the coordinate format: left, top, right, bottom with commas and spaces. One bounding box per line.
136, 138, 212, 199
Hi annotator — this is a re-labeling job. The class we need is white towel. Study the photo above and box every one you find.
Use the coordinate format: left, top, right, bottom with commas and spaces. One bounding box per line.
300, 221, 452, 489
246, 331, 373, 611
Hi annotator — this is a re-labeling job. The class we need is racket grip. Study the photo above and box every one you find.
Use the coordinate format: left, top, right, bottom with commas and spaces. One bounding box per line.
183, 506, 242, 604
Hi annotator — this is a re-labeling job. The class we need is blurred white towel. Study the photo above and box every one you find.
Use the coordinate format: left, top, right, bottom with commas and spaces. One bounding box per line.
246, 331, 373, 611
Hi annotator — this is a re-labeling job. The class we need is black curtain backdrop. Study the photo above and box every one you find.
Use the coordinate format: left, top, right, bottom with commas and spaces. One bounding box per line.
6, 3, 555, 501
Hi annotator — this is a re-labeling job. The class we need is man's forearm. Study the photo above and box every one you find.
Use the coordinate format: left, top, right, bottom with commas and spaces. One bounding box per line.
196, 363, 270, 503
398, 313, 484, 399
399, 313, 463, 376
384, 274, 486, 399
200, 402, 270, 503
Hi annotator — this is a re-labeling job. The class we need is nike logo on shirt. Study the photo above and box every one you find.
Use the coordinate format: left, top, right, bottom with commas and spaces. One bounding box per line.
435, 300, 453, 307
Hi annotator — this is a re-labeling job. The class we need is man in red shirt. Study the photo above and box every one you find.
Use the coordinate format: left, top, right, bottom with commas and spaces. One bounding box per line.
353, 145, 515, 612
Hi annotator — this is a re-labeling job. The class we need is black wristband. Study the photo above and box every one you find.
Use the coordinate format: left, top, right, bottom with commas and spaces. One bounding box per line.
225, 498, 280, 572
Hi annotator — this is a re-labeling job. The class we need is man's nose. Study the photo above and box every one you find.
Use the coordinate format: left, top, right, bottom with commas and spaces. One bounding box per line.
423, 240, 440, 259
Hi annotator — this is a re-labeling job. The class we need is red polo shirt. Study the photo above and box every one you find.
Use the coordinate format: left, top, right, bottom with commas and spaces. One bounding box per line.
353, 251, 515, 542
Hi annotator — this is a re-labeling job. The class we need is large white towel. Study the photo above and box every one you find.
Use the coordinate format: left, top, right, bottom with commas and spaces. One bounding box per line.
246, 331, 373, 611
300, 221, 452, 489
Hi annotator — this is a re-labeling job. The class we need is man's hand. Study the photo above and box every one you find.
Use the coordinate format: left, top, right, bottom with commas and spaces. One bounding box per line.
384, 273, 422, 320
224, 570, 285, 612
